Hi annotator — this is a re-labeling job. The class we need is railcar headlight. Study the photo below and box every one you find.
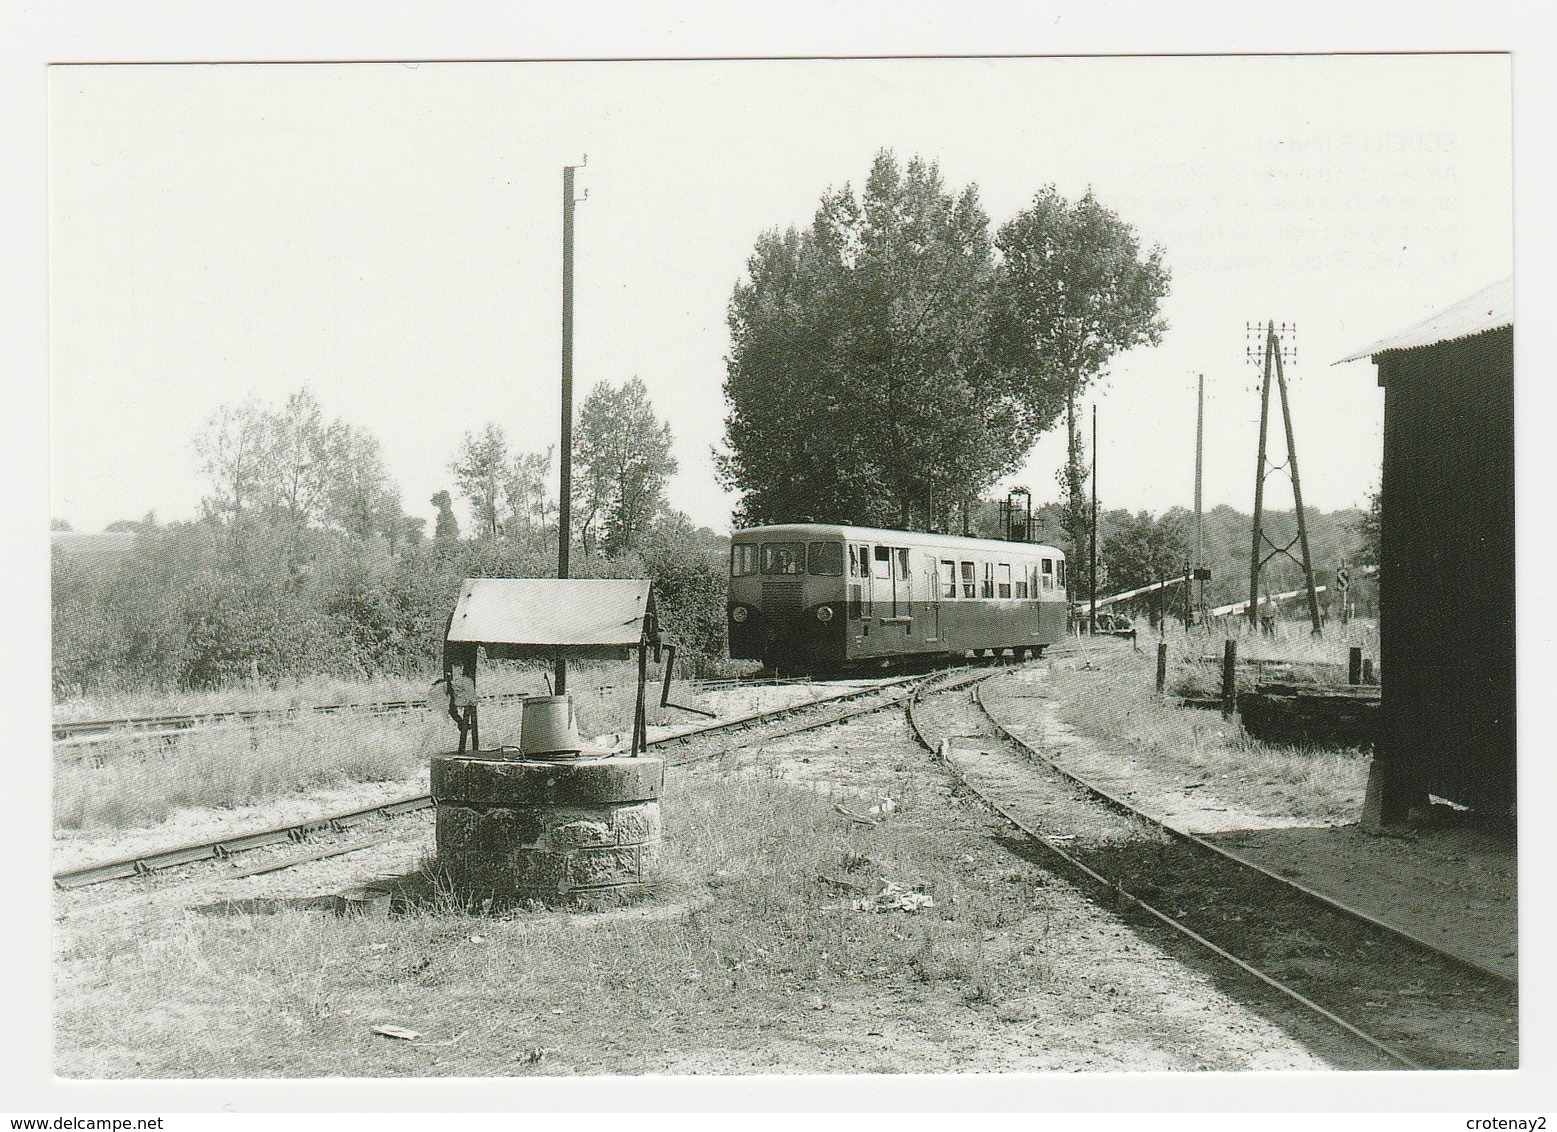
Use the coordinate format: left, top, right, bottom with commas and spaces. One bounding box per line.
731, 605, 749, 623
816, 605, 834, 622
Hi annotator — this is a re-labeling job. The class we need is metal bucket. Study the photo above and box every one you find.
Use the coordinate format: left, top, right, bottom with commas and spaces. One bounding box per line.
520, 695, 583, 757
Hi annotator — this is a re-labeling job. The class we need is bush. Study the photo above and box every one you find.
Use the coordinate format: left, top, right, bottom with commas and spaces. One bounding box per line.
51, 510, 738, 699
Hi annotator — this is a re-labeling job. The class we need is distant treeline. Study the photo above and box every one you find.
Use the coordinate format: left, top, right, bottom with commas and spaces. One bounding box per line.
965, 497, 1374, 620
52, 378, 721, 698
51, 512, 731, 697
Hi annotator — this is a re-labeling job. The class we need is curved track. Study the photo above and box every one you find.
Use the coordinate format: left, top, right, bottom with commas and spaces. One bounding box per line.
972, 680, 1512, 987
903, 668, 1516, 1071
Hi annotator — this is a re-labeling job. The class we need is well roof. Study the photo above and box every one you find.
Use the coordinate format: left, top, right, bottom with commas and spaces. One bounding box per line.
446, 577, 652, 659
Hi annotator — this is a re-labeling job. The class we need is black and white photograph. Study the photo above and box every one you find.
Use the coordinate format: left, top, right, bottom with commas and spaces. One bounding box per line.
9, 7, 1548, 1116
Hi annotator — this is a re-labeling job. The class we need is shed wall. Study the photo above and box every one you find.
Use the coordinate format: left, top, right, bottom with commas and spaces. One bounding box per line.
1376, 325, 1514, 812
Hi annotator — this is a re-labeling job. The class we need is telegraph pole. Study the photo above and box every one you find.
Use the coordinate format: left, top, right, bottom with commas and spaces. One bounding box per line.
1245, 321, 1322, 635
1194, 374, 1204, 580
556, 158, 586, 694
1089, 404, 1098, 634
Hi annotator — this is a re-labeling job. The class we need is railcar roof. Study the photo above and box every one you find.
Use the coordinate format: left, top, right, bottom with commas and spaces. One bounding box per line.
732, 522, 1063, 558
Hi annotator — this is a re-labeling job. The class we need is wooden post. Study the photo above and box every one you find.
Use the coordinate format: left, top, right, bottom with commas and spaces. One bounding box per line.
1221, 638, 1238, 717
633, 640, 648, 757
1348, 646, 1363, 686
1156, 641, 1168, 694
461, 651, 479, 753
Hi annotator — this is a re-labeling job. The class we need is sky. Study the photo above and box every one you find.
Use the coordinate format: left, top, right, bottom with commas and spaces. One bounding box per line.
48, 56, 1512, 536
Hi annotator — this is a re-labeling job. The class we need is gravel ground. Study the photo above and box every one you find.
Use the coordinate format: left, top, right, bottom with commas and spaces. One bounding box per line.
667, 700, 1359, 1072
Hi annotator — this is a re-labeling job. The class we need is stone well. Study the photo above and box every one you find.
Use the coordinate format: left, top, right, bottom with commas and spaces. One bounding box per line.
431, 752, 663, 903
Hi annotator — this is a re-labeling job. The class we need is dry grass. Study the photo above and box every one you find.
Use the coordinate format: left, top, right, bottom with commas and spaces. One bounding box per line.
56, 772, 1066, 1077
51, 659, 669, 724
53, 662, 711, 833
1053, 642, 1369, 826
54, 714, 443, 831
1184, 616, 1379, 664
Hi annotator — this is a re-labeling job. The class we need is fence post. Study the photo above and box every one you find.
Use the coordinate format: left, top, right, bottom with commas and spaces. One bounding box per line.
1221, 638, 1238, 717
1156, 641, 1168, 694
1348, 646, 1363, 686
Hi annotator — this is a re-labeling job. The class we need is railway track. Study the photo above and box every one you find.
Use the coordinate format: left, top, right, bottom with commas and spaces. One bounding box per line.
52, 665, 980, 891
51, 671, 830, 742
51, 673, 849, 762
904, 669, 1517, 1071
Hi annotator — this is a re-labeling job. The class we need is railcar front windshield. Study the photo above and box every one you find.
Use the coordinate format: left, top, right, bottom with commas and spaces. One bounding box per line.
807, 542, 844, 576
761, 542, 806, 575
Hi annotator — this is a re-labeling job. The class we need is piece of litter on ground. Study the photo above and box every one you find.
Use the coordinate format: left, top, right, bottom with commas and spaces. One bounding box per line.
833, 803, 879, 826
468, 935, 486, 944
371, 1024, 421, 1041
851, 880, 935, 914
867, 798, 897, 817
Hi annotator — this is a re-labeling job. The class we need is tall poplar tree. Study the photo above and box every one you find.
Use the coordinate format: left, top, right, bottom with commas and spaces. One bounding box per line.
721, 151, 1037, 530
993, 186, 1171, 583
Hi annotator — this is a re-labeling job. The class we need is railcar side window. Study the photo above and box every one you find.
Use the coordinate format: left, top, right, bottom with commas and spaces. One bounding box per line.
939, 560, 957, 598
731, 544, 758, 577
997, 563, 1012, 599
960, 561, 976, 598
808, 542, 844, 576
1057, 559, 1067, 588
1014, 568, 1029, 599
982, 563, 994, 599
893, 548, 910, 580
761, 542, 805, 575
1041, 558, 1055, 591
871, 546, 892, 581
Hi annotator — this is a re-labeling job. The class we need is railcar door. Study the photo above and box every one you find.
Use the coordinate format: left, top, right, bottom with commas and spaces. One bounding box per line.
932, 558, 956, 644
894, 547, 911, 626
849, 543, 872, 623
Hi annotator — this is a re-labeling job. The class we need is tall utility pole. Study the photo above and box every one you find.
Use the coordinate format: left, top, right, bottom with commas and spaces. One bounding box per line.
1089, 405, 1098, 634
1246, 321, 1322, 635
1194, 373, 1207, 623
1194, 374, 1204, 577
556, 158, 586, 695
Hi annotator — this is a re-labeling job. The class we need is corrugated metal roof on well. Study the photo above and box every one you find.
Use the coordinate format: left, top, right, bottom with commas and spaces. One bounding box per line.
446, 578, 651, 647
1335, 276, 1512, 364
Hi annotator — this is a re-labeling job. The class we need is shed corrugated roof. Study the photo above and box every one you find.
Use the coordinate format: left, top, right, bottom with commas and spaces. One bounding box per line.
446, 578, 651, 653
1335, 276, 1512, 364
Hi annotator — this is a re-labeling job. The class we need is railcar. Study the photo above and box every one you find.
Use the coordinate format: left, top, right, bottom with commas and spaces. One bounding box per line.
727, 523, 1069, 673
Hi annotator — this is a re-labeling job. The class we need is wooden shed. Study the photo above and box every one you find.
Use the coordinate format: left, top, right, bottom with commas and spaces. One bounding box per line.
1338, 278, 1514, 821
